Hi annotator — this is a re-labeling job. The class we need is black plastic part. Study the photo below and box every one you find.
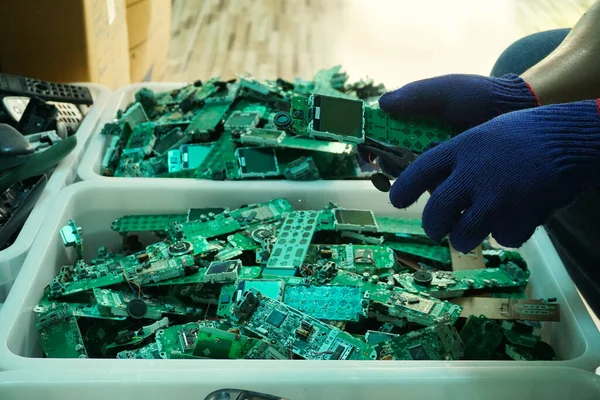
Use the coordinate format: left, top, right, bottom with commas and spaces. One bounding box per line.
533, 341, 556, 360
0, 174, 47, 249
370, 173, 391, 192
0, 123, 34, 156
273, 112, 293, 129
126, 298, 148, 319
413, 269, 433, 286
204, 389, 283, 400
16, 97, 58, 134
0, 73, 93, 105
0, 134, 76, 193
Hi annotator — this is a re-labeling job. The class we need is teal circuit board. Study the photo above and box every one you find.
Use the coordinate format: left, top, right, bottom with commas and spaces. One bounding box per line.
99, 66, 454, 181
35, 198, 559, 361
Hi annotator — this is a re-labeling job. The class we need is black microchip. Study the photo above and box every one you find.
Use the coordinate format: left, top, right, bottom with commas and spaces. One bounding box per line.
334, 209, 376, 226
311, 95, 364, 139
408, 345, 430, 360
330, 344, 346, 360
267, 309, 287, 327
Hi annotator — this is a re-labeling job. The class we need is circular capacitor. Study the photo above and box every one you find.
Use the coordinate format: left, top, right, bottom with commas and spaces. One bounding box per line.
126, 299, 148, 319
273, 112, 293, 129
413, 270, 433, 286
370, 173, 391, 192
251, 228, 274, 243
168, 241, 193, 256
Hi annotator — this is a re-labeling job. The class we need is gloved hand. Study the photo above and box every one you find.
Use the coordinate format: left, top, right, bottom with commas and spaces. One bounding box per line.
379, 73, 540, 133
390, 100, 600, 252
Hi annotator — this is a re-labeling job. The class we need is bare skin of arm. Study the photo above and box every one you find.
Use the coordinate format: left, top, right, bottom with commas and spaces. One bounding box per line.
522, 0, 600, 104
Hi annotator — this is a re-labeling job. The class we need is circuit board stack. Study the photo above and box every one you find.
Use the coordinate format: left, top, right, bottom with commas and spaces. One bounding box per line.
99, 66, 452, 180
36, 199, 560, 361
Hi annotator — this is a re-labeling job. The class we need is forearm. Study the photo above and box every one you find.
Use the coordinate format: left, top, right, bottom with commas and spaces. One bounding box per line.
522, 0, 600, 104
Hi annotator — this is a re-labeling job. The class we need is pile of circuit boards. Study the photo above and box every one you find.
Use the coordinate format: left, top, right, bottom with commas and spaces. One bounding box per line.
0, 74, 93, 249
36, 199, 560, 361
99, 66, 452, 180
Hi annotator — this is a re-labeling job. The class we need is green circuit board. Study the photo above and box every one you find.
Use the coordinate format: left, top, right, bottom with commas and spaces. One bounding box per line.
35, 198, 559, 362
394, 262, 529, 299
374, 317, 464, 360
231, 289, 378, 360
36, 307, 88, 359
99, 66, 454, 181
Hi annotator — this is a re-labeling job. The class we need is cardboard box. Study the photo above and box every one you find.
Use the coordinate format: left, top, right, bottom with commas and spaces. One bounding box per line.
0, 0, 131, 89
126, 0, 172, 82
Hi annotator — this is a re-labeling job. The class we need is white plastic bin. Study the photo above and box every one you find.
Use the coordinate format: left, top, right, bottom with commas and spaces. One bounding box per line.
0, 181, 599, 371
0, 367, 599, 400
77, 82, 379, 190
0, 84, 110, 303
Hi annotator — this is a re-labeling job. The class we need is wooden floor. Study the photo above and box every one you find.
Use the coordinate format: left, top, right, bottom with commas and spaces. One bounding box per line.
165, 0, 593, 85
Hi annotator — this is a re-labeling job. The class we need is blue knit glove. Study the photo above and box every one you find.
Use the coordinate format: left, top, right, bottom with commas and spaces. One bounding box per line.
390, 100, 600, 252
380, 74, 540, 132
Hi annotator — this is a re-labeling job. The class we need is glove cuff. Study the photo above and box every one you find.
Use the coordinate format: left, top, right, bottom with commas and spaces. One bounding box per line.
493, 74, 541, 110
541, 100, 600, 181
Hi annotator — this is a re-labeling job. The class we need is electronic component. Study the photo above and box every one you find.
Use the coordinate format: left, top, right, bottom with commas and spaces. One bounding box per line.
459, 315, 503, 360
330, 270, 462, 326
155, 320, 232, 359
203, 260, 241, 283
265, 210, 320, 274
363, 105, 451, 153
93, 287, 201, 319
224, 111, 261, 131
394, 263, 529, 299
283, 285, 364, 321
36, 307, 88, 358
98, 66, 450, 181
104, 317, 170, 351
37, 200, 558, 363
385, 241, 451, 265
243, 338, 288, 359
282, 156, 322, 180
59, 220, 84, 260
0, 73, 93, 105
167, 143, 214, 173
333, 209, 378, 233
178, 199, 293, 240
454, 298, 560, 321
231, 289, 378, 360
193, 327, 258, 359
237, 279, 285, 302
238, 128, 353, 155
117, 342, 161, 359
364, 330, 399, 345
235, 147, 280, 178
307, 94, 365, 143
374, 318, 464, 360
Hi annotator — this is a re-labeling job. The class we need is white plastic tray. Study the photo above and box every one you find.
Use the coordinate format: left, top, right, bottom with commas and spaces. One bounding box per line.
0, 84, 110, 303
1, 367, 599, 400
1, 181, 599, 371
77, 82, 379, 190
